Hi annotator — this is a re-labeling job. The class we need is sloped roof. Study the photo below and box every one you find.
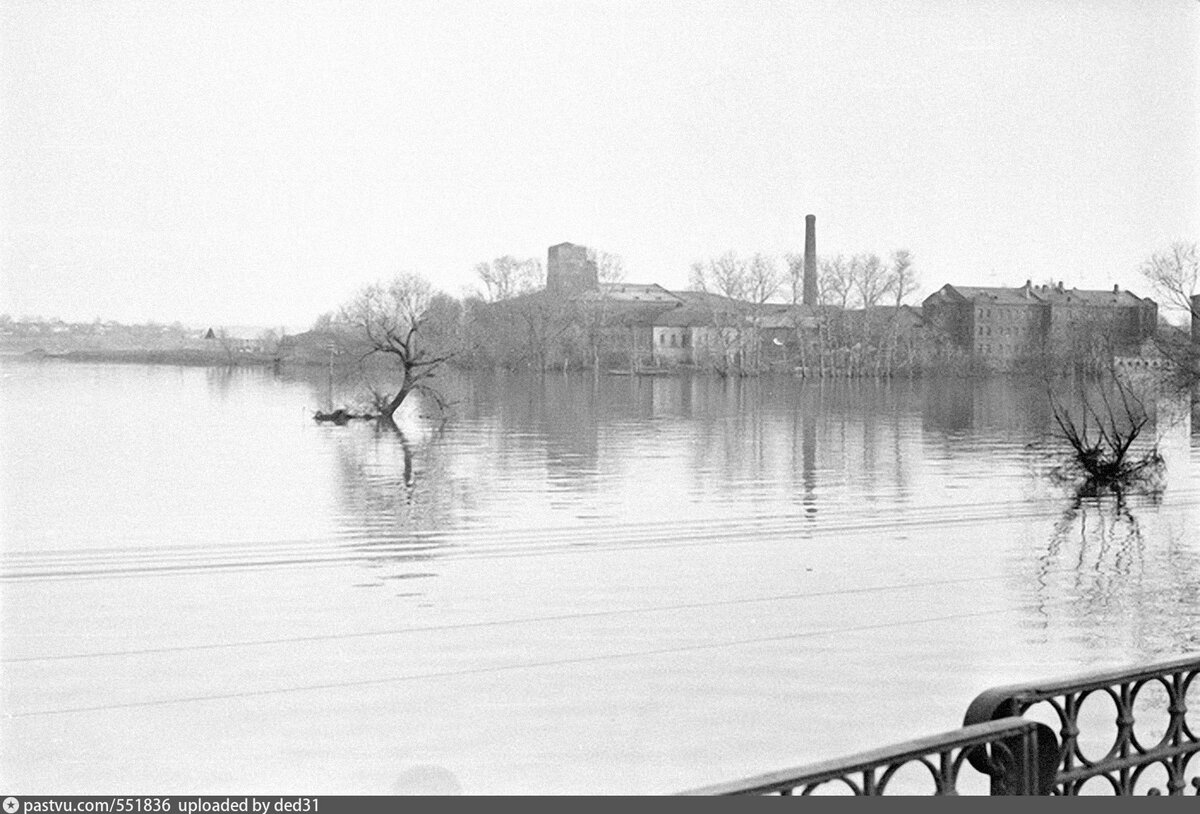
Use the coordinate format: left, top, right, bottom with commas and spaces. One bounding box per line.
668, 290, 750, 311
594, 282, 683, 304
948, 285, 1045, 305
925, 282, 1154, 309
1035, 285, 1151, 308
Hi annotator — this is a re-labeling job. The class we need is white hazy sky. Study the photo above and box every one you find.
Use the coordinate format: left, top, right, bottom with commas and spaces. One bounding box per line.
2, 0, 1197, 328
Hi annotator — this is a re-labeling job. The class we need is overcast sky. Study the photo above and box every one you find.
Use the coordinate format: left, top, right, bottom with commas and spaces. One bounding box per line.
2, 0, 1197, 328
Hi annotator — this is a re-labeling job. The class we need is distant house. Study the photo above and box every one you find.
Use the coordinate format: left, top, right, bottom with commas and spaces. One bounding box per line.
572, 283, 683, 368
650, 306, 701, 365
648, 292, 761, 369
203, 326, 271, 353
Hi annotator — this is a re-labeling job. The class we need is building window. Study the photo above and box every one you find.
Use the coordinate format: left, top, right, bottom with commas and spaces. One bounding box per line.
670, 334, 678, 347
659, 333, 665, 345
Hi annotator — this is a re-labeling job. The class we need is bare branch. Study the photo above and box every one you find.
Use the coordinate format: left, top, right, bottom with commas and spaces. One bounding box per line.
1140, 241, 1199, 319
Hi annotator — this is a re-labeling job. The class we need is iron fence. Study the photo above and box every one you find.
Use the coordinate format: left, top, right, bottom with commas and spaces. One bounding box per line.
684, 653, 1200, 796
680, 717, 1055, 796
964, 653, 1200, 795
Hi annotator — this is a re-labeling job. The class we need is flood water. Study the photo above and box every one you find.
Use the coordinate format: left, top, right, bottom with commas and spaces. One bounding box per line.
3, 359, 1200, 794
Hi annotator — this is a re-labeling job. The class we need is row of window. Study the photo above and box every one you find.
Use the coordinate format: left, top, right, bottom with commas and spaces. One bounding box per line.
976, 307, 1034, 322
977, 325, 1029, 337
975, 343, 1031, 356
657, 332, 690, 348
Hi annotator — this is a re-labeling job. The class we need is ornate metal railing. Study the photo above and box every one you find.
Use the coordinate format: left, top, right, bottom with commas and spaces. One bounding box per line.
964, 654, 1200, 795
679, 717, 1056, 796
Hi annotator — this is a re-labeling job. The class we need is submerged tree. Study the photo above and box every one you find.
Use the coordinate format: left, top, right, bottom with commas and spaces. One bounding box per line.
1046, 371, 1164, 492
340, 272, 457, 424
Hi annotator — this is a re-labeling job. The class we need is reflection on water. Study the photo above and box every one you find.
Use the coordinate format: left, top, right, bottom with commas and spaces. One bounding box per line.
1026, 485, 1200, 659
2, 359, 1199, 793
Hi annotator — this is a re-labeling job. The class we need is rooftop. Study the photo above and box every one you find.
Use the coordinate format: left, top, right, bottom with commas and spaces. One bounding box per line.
1033, 284, 1150, 307
596, 282, 683, 304
945, 284, 1045, 305
928, 282, 1153, 308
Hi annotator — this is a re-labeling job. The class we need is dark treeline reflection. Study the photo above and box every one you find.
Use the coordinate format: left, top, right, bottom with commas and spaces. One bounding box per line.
452, 372, 931, 513
921, 376, 1057, 438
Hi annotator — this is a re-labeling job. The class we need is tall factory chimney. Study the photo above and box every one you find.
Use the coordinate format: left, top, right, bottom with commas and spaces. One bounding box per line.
803, 214, 818, 306
1192, 294, 1200, 347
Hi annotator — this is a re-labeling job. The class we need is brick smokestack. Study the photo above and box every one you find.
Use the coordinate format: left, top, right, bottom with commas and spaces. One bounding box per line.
803, 214, 818, 306
1192, 294, 1200, 347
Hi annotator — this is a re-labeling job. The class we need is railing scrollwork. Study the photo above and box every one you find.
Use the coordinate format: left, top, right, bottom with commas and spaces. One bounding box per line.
685, 653, 1200, 795
964, 654, 1200, 795
680, 717, 1055, 796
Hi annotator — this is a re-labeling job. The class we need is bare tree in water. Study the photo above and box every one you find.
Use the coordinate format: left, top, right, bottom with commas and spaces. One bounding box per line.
341, 273, 457, 424
1046, 370, 1164, 493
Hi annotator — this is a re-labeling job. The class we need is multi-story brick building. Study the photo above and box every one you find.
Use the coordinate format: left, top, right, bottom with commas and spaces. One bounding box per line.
1038, 282, 1158, 358
921, 280, 1157, 368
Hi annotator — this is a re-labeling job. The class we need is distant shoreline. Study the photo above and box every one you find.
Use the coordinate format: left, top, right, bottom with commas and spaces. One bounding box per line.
9, 347, 291, 367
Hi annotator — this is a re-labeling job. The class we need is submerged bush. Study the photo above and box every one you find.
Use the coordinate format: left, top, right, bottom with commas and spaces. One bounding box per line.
1046, 372, 1166, 494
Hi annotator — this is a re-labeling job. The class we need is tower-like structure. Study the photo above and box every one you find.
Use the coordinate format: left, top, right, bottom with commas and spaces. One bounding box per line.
802, 214, 818, 306
546, 242, 598, 297
1192, 294, 1200, 347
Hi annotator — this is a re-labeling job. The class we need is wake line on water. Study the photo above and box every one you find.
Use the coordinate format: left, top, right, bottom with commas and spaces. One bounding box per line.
10, 484, 1191, 559
4, 568, 1091, 663
4, 491, 1196, 582
5, 597, 1082, 719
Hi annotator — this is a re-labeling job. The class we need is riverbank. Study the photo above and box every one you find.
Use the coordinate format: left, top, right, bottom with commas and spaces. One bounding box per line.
17, 347, 284, 367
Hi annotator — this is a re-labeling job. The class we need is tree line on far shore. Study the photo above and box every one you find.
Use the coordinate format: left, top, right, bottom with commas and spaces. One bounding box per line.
301, 241, 1198, 424
303, 246, 936, 422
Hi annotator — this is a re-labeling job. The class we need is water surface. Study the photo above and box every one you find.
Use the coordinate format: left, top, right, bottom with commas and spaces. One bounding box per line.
3, 360, 1199, 793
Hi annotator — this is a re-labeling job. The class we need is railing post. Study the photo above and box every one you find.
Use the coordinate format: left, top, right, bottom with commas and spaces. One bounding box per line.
990, 721, 1058, 795
964, 688, 1059, 795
